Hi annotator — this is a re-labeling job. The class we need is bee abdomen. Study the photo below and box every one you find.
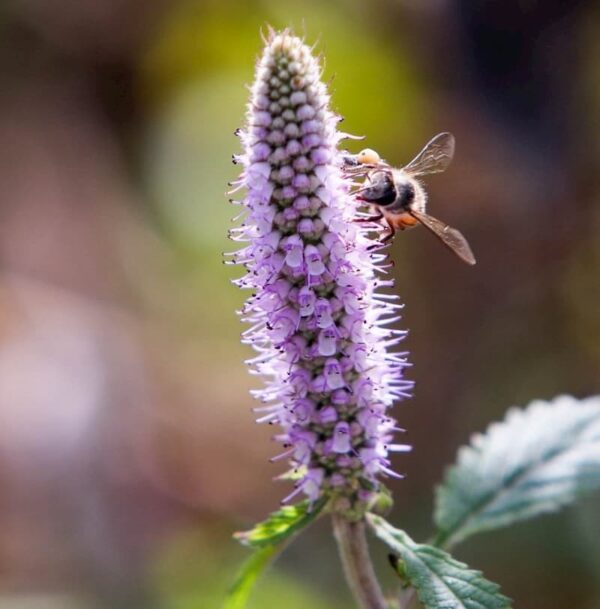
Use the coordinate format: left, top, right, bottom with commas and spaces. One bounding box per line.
385, 211, 418, 229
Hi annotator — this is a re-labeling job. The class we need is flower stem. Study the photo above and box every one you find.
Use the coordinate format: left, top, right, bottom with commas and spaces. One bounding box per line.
332, 514, 388, 609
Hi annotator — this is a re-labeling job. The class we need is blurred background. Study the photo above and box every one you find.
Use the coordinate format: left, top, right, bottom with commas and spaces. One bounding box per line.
0, 0, 599, 608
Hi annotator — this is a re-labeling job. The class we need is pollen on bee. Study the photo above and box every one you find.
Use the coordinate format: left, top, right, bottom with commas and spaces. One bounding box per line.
357, 148, 381, 165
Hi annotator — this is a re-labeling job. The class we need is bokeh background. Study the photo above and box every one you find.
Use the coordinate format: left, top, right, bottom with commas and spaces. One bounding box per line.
0, 1, 599, 608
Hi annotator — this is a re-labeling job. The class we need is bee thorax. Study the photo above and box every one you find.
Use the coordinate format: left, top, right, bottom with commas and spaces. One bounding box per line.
388, 173, 426, 214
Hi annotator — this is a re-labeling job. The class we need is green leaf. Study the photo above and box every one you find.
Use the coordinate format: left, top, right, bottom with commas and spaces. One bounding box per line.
225, 499, 328, 609
234, 497, 328, 548
367, 484, 394, 516
367, 515, 512, 609
223, 545, 279, 609
434, 395, 600, 549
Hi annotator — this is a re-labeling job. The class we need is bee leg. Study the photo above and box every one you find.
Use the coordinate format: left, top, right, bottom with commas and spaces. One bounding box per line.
344, 169, 371, 180
378, 219, 396, 245
351, 185, 377, 197
379, 228, 395, 245
366, 221, 395, 251
353, 211, 384, 224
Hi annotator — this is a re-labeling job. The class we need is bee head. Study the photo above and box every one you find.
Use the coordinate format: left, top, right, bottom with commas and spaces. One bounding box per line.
357, 170, 397, 206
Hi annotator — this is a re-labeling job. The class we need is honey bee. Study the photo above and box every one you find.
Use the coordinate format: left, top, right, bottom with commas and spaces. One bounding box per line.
343, 132, 476, 265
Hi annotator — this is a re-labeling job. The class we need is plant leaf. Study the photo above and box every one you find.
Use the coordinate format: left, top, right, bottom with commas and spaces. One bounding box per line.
223, 545, 279, 609
368, 515, 512, 609
367, 484, 394, 516
434, 394, 600, 548
225, 498, 327, 609
234, 497, 328, 548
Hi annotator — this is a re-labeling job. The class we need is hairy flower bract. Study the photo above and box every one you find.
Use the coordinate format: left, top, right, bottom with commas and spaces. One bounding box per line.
229, 31, 412, 513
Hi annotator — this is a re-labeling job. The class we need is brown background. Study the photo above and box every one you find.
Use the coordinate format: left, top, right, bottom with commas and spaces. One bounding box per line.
0, 1, 598, 608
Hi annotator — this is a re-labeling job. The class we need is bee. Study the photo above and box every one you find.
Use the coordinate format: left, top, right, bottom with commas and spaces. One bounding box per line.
343, 132, 476, 265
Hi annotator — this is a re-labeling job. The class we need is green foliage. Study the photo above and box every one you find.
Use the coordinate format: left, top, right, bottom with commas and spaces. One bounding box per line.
153, 524, 337, 609
367, 484, 394, 516
434, 395, 600, 548
224, 499, 328, 609
368, 515, 511, 609
234, 498, 328, 548
223, 545, 279, 609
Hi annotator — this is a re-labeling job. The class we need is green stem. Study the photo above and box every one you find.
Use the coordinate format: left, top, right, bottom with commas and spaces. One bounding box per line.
332, 515, 388, 609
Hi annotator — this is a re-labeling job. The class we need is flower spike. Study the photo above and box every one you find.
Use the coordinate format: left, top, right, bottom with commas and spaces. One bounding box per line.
230, 31, 412, 515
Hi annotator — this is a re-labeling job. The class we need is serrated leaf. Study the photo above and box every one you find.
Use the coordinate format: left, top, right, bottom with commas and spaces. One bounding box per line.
223, 545, 278, 609
234, 497, 328, 548
368, 515, 512, 609
434, 394, 600, 548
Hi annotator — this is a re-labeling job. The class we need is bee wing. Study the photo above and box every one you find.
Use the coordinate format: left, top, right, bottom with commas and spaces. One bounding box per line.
402, 132, 455, 177
410, 209, 476, 265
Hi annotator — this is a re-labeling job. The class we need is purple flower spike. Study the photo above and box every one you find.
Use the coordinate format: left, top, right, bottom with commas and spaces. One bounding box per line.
230, 30, 412, 513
